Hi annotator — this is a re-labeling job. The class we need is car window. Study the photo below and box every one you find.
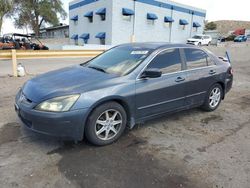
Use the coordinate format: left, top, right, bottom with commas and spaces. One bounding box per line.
206, 56, 214, 66
84, 46, 153, 76
185, 49, 211, 69
193, 35, 202, 39
147, 49, 182, 74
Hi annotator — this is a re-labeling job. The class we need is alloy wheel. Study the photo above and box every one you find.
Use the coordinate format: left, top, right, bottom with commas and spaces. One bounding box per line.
209, 87, 221, 108
95, 109, 122, 141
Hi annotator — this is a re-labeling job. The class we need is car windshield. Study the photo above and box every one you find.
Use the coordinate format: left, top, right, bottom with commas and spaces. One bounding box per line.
192, 35, 202, 39
83, 46, 153, 76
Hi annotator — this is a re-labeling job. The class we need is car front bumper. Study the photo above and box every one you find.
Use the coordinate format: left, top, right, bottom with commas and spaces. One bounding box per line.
15, 100, 88, 141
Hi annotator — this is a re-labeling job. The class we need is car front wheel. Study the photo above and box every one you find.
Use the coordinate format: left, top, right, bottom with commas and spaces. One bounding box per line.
202, 84, 223, 111
85, 102, 127, 146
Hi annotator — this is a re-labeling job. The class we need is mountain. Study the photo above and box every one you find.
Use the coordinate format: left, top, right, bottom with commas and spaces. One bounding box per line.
213, 20, 250, 35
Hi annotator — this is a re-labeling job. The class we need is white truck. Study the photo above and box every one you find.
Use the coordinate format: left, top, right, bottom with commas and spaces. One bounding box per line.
187, 34, 212, 46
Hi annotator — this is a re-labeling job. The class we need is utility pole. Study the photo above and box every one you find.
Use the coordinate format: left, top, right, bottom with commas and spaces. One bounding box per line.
190, 11, 194, 37
169, 6, 174, 43
131, 0, 136, 42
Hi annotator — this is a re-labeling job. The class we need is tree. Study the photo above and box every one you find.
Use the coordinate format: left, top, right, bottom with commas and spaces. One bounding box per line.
205, 22, 217, 30
14, 0, 66, 36
0, 0, 14, 34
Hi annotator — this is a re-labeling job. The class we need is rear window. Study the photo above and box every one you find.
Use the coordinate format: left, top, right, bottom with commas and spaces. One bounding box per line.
184, 49, 213, 69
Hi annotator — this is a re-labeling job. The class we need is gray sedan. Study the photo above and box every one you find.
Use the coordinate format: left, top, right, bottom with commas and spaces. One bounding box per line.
15, 43, 233, 145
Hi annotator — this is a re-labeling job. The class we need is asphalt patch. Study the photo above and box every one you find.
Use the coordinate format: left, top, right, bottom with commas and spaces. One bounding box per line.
0, 123, 20, 145
48, 133, 194, 188
201, 115, 223, 124
237, 95, 250, 109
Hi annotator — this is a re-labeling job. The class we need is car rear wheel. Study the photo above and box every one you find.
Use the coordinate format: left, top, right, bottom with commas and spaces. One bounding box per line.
201, 84, 223, 111
85, 102, 127, 146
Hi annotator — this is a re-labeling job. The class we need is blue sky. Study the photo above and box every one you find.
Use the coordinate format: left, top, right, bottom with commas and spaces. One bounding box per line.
2, 0, 249, 34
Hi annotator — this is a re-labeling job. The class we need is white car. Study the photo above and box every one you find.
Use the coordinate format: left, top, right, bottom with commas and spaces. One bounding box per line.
187, 35, 212, 46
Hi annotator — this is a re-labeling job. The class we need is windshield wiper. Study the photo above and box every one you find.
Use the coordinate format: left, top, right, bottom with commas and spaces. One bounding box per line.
88, 66, 107, 73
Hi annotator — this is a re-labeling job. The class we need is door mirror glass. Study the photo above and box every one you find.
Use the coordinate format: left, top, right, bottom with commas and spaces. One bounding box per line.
140, 68, 162, 79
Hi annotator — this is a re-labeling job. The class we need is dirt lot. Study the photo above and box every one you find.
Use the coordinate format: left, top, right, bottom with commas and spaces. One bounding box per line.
0, 43, 250, 188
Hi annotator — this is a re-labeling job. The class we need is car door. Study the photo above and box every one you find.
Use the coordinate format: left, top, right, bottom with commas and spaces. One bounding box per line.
183, 48, 217, 106
135, 48, 188, 119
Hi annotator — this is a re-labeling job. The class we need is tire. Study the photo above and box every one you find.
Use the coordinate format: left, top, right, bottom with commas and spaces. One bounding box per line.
85, 102, 127, 146
198, 42, 201, 46
201, 84, 223, 112
14, 42, 20, 49
207, 42, 211, 46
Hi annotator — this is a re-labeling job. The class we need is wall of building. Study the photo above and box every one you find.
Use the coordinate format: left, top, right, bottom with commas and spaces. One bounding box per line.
69, 0, 206, 45
40, 27, 69, 39
69, 0, 113, 45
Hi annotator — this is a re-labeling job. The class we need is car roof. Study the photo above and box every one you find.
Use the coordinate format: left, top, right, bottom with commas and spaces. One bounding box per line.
118, 42, 196, 50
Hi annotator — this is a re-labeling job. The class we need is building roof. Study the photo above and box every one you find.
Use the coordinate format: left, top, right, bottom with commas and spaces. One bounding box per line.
69, 0, 206, 17
40, 25, 69, 32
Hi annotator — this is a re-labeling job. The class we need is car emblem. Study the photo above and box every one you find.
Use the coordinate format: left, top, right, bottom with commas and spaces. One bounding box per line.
19, 93, 26, 103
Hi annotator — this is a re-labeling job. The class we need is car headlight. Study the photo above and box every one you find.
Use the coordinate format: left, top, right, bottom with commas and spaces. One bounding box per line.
35, 94, 80, 112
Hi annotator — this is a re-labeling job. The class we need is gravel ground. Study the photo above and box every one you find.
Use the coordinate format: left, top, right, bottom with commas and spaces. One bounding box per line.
0, 43, 250, 188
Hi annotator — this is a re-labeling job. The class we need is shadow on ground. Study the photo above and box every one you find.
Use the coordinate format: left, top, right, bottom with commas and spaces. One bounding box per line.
46, 131, 193, 188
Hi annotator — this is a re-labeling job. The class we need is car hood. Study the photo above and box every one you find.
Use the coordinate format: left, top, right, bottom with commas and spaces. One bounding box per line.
187, 38, 200, 42
22, 65, 118, 103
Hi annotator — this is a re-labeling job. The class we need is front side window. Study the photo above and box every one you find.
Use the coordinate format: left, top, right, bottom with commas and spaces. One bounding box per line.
147, 49, 182, 74
185, 49, 210, 69
84, 46, 153, 76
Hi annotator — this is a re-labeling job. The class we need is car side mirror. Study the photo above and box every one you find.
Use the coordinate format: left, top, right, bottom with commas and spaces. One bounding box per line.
140, 68, 162, 79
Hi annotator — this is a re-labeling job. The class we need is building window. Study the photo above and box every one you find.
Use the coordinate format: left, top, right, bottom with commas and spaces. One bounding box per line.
179, 19, 189, 30
80, 33, 90, 44
164, 16, 174, 28
96, 8, 106, 21
193, 22, 201, 32
84, 11, 93, 23
122, 8, 134, 21
70, 15, 78, 25
147, 13, 158, 25
71, 34, 78, 45
95, 32, 106, 45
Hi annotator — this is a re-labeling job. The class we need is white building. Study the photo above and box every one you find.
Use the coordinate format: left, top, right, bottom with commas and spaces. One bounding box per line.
69, 0, 206, 45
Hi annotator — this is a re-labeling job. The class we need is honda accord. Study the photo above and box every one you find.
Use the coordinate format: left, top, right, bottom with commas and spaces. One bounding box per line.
15, 43, 233, 145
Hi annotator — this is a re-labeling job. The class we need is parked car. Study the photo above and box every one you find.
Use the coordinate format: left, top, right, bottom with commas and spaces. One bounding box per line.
217, 36, 226, 43
0, 36, 16, 50
225, 34, 236, 41
247, 34, 250, 40
234, 35, 247, 42
0, 33, 49, 50
187, 34, 212, 46
15, 43, 233, 146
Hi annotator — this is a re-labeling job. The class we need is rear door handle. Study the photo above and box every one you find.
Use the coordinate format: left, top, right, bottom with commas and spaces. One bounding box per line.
175, 77, 185, 82
209, 70, 216, 75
